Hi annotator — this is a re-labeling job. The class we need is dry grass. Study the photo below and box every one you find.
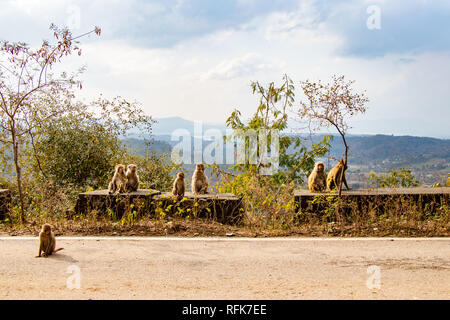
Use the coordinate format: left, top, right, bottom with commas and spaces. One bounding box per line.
1, 187, 448, 237
1, 214, 448, 238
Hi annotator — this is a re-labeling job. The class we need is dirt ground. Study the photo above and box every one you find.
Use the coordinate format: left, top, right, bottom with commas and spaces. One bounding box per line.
0, 237, 449, 300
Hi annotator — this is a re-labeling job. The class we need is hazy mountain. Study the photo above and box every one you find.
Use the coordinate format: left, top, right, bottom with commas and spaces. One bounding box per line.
148, 119, 449, 170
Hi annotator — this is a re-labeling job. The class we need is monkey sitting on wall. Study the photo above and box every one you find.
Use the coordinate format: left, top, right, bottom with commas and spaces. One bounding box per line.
36, 224, 63, 257
191, 163, 209, 195
172, 172, 185, 200
308, 161, 327, 192
327, 159, 349, 191
108, 164, 127, 194
125, 164, 139, 192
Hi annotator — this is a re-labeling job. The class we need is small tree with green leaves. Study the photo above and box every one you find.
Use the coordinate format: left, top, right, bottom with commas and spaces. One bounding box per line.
226, 74, 331, 185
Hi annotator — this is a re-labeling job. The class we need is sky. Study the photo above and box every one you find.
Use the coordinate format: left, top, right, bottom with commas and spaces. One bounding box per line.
0, 0, 449, 138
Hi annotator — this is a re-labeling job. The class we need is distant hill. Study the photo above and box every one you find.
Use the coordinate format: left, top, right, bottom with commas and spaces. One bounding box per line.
124, 130, 449, 187
145, 132, 449, 169
122, 138, 171, 156
125, 117, 449, 186
324, 134, 450, 168
149, 118, 449, 167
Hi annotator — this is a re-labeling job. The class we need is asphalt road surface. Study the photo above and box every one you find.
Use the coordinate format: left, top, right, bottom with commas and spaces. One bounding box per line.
0, 237, 449, 299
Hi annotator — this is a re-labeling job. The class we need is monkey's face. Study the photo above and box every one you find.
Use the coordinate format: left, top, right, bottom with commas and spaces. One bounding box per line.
178, 172, 185, 179
42, 224, 51, 234
196, 164, 204, 172
317, 164, 324, 172
128, 164, 137, 173
117, 166, 124, 174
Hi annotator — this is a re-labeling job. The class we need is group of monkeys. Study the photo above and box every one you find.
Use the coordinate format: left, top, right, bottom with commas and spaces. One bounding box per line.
35, 161, 345, 258
308, 160, 349, 192
108, 160, 348, 195
36, 163, 209, 258
107, 163, 140, 194
108, 162, 209, 198
172, 163, 209, 199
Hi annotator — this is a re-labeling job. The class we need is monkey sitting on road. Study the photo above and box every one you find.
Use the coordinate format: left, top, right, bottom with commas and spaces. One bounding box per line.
36, 224, 63, 258
108, 164, 127, 194
327, 159, 349, 191
125, 164, 139, 192
172, 172, 185, 200
191, 163, 209, 195
308, 161, 327, 192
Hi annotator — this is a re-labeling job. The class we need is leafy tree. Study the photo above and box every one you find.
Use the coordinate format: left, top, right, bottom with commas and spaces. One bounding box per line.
298, 75, 369, 195
369, 168, 420, 188
31, 115, 123, 188
29, 97, 154, 189
225, 74, 331, 185
0, 24, 101, 221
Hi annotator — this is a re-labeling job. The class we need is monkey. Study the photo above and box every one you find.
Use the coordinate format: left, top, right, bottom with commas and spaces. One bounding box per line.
191, 163, 209, 195
125, 164, 139, 192
108, 164, 127, 194
172, 172, 185, 200
326, 159, 350, 191
36, 224, 63, 258
308, 161, 327, 192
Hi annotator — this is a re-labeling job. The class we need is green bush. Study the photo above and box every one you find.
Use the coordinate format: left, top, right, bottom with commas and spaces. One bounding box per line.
369, 168, 420, 188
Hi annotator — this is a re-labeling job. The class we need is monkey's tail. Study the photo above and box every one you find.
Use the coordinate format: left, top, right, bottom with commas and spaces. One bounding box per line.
54, 248, 64, 253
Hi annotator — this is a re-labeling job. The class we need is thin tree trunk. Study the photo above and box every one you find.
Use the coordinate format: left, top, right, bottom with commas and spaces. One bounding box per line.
10, 122, 26, 223
338, 159, 344, 197
338, 135, 348, 197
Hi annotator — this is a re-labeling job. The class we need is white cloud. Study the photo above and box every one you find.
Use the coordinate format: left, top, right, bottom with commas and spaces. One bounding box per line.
0, 0, 449, 137
203, 53, 277, 80
265, 0, 321, 39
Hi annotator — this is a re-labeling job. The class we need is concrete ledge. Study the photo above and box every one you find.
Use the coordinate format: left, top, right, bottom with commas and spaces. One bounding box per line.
74, 190, 243, 224
294, 187, 450, 214
154, 192, 243, 224
74, 189, 161, 218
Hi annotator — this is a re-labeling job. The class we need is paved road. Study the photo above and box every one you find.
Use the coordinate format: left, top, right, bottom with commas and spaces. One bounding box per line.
0, 237, 449, 299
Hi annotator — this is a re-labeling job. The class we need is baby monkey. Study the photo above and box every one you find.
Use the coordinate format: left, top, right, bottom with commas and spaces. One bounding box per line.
36, 224, 63, 258
172, 172, 185, 200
